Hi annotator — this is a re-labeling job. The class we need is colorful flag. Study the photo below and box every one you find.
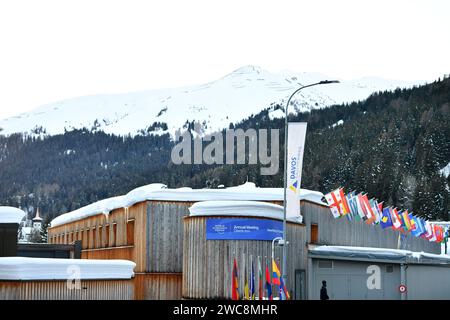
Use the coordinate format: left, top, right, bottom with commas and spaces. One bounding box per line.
370, 199, 382, 224
360, 194, 376, 224
417, 217, 427, 237
424, 221, 434, 240
401, 210, 412, 232
346, 191, 359, 221
390, 208, 403, 230
265, 261, 272, 300
356, 193, 367, 220
232, 258, 239, 300
250, 258, 255, 300
272, 259, 281, 286
380, 207, 393, 229
244, 262, 249, 300
324, 189, 343, 218
434, 225, 444, 243
258, 257, 263, 300
286, 122, 307, 218
429, 223, 437, 242
410, 215, 424, 237
339, 188, 351, 216
378, 201, 384, 213
277, 261, 290, 300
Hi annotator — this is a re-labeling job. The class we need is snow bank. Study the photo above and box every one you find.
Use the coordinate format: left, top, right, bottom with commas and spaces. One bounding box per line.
0, 257, 136, 280
0, 206, 27, 224
51, 182, 325, 227
188, 200, 303, 223
50, 195, 127, 227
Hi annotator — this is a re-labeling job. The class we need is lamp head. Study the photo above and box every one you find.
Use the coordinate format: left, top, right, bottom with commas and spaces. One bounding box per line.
319, 80, 340, 85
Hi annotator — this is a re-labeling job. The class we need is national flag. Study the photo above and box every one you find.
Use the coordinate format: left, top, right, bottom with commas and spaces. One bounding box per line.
401, 210, 412, 232
339, 188, 351, 216
258, 256, 263, 300
409, 213, 417, 231
356, 193, 368, 220
410, 215, 425, 237
424, 221, 434, 240
428, 223, 437, 242
250, 258, 255, 300
390, 208, 403, 230
276, 261, 290, 300
272, 259, 281, 286
360, 194, 376, 224
324, 190, 341, 218
378, 201, 384, 213
370, 199, 382, 224
396, 210, 407, 234
265, 261, 272, 300
380, 207, 393, 229
232, 258, 239, 300
324, 189, 345, 218
244, 262, 249, 300
434, 225, 444, 243
417, 217, 427, 238
346, 191, 359, 221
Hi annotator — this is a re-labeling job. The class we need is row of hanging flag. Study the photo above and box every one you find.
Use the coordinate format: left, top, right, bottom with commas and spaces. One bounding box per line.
324, 188, 449, 243
231, 255, 290, 300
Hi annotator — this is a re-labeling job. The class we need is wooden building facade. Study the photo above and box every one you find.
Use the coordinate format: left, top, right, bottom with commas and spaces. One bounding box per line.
48, 185, 440, 300
0, 279, 133, 300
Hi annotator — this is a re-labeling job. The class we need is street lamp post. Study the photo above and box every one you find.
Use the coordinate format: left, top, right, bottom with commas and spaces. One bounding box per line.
281, 80, 340, 285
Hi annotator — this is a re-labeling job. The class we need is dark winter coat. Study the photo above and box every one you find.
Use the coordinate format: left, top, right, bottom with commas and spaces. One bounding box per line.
320, 286, 329, 300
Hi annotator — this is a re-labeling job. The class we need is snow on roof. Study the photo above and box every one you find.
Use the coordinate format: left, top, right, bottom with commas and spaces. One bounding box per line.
188, 201, 303, 224
0, 206, 27, 224
51, 182, 325, 227
310, 245, 450, 265
0, 257, 136, 280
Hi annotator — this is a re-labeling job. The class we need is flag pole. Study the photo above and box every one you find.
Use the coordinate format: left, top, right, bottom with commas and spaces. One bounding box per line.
282, 80, 339, 287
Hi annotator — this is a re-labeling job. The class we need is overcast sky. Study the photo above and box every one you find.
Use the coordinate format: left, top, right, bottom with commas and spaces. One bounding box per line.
0, 0, 449, 119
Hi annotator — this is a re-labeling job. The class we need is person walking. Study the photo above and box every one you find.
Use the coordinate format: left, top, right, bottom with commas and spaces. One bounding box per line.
320, 280, 329, 300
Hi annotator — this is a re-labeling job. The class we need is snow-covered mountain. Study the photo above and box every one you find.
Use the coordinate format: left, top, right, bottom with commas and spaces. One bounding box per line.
0, 66, 424, 137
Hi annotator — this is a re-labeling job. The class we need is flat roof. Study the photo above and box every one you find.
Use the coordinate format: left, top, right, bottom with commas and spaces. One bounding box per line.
188, 200, 303, 224
309, 245, 450, 265
51, 182, 326, 227
0, 257, 136, 280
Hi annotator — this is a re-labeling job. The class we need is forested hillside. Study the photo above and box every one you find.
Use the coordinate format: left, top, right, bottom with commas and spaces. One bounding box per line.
1, 77, 449, 221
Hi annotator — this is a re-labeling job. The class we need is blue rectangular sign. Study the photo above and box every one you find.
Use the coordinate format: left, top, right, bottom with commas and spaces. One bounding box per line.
206, 218, 283, 240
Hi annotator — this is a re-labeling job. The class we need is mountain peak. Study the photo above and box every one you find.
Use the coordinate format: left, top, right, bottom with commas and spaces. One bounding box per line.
0, 67, 424, 137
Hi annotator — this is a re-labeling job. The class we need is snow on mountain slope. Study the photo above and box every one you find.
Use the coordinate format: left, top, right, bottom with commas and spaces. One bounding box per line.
0, 66, 423, 137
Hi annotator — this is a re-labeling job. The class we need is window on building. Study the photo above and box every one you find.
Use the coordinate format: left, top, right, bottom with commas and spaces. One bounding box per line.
85, 228, 90, 249
98, 226, 103, 247
105, 225, 110, 247
318, 260, 333, 269
310, 224, 319, 244
92, 227, 96, 248
127, 219, 135, 246
112, 223, 117, 247
386, 265, 394, 273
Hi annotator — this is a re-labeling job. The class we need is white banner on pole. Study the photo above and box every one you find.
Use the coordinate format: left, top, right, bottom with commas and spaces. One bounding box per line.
286, 122, 307, 218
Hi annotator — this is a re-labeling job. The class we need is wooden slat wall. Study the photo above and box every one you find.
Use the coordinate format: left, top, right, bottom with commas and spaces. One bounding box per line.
133, 273, 182, 300
301, 201, 441, 253
146, 201, 191, 273
47, 202, 149, 272
182, 216, 307, 299
0, 279, 133, 300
